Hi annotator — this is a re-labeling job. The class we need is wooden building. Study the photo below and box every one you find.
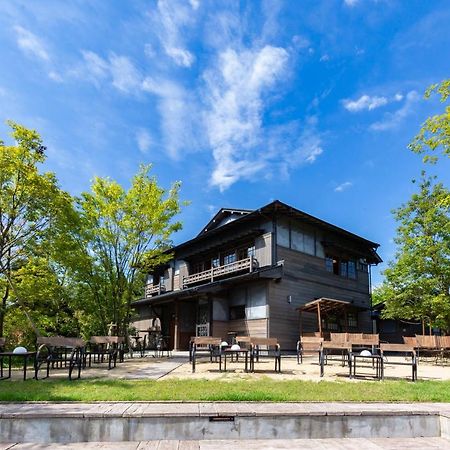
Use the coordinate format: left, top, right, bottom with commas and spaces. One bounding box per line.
132, 200, 382, 350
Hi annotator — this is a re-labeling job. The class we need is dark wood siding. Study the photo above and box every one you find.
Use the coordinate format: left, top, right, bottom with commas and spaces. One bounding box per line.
268, 246, 372, 349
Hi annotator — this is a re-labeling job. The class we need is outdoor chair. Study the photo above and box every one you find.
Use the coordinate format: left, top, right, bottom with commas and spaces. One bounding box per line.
402, 336, 418, 347
190, 336, 223, 373
249, 337, 281, 373
35, 336, 85, 380
297, 336, 323, 364
85, 336, 124, 370
415, 335, 440, 362
437, 336, 450, 363
379, 343, 417, 381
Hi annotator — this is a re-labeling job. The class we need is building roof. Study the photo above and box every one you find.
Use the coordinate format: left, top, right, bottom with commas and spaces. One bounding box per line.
171, 200, 381, 263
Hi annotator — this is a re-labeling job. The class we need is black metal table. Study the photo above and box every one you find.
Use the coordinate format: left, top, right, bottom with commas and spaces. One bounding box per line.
0, 351, 37, 381
349, 352, 382, 380
222, 349, 249, 372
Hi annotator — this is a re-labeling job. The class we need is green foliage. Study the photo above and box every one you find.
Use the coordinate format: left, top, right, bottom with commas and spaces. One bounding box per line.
409, 79, 450, 163
1, 123, 185, 343
381, 174, 450, 331
0, 122, 72, 336
69, 164, 184, 335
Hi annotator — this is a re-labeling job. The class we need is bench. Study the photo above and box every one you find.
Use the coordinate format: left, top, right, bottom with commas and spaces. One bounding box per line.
35, 337, 85, 380
85, 336, 125, 370
380, 343, 417, 381
190, 337, 223, 373
248, 337, 281, 373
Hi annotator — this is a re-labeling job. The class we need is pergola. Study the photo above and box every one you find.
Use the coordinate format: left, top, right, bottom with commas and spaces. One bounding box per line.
297, 297, 353, 336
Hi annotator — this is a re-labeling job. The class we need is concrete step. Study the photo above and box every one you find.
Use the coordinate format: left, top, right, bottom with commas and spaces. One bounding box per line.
2, 437, 450, 450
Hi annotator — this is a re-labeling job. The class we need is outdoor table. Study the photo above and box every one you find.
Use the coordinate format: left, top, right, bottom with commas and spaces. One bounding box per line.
349, 352, 382, 380
131, 335, 143, 357
222, 349, 249, 372
0, 351, 37, 381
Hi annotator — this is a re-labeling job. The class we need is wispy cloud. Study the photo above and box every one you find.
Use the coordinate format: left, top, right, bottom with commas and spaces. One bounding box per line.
343, 94, 388, 112
14, 25, 49, 61
370, 90, 419, 131
152, 0, 196, 67
204, 45, 289, 191
136, 129, 152, 154
344, 0, 359, 6
335, 181, 352, 192
77, 51, 142, 93
142, 77, 198, 159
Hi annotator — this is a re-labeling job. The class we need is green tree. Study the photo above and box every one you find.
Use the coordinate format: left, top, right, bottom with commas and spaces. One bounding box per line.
409, 79, 450, 163
380, 174, 450, 331
73, 165, 184, 335
0, 122, 72, 336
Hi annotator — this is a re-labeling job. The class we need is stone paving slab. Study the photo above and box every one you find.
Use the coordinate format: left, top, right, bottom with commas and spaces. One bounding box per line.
2, 438, 450, 450
1, 402, 449, 419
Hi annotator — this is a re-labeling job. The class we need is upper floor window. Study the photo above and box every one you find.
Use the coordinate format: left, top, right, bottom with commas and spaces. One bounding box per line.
325, 254, 357, 280
223, 252, 236, 265
247, 246, 256, 258
211, 257, 220, 268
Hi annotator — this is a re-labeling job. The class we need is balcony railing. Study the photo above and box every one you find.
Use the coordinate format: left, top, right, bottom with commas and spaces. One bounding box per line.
183, 257, 255, 287
145, 282, 166, 297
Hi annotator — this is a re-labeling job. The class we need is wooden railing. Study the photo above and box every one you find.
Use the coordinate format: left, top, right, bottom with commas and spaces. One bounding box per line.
183, 257, 254, 287
145, 282, 166, 297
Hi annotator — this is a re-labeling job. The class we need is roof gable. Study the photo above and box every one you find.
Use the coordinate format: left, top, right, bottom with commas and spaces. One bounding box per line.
197, 208, 253, 236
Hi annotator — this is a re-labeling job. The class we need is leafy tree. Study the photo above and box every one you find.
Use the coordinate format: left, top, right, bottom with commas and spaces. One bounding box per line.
380, 174, 450, 332
0, 122, 72, 336
72, 165, 184, 335
409, 79, 450, 163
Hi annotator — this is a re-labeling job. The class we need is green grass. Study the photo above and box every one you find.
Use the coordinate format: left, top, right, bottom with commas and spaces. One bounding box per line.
0, 378, 449, 402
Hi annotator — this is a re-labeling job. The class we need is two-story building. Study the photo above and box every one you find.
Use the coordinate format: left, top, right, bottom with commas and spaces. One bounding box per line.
132, 200, 381, 350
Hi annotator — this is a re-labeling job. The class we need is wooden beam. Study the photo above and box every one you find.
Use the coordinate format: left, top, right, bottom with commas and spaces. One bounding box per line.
317, 303, 322, 336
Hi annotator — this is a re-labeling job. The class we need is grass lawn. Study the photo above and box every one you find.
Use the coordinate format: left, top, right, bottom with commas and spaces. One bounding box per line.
0, 378, 449, 402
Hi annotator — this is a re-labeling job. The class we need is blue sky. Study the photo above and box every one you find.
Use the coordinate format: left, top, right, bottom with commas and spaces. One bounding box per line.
0, 0, 449, 285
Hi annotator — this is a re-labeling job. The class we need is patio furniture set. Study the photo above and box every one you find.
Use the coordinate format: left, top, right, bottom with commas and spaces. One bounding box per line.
0, 335, 126, 381
297, 332, 450, 381
190, 336, 281, 373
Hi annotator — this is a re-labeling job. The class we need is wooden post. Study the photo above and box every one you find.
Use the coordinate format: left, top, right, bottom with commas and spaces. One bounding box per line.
173, 301, 179, 351
344, 308, 348, 332
422, 318, 425, 336
317, 303, 322, 337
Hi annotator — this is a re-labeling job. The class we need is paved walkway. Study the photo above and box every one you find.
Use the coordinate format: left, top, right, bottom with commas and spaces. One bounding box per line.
1, 437, 450, 449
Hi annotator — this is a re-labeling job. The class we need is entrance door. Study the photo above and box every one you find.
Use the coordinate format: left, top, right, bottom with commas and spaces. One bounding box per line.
196, 300, 210, 336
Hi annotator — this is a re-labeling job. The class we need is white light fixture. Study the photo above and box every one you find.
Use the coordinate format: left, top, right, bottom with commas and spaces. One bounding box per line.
13, 346, 27, 354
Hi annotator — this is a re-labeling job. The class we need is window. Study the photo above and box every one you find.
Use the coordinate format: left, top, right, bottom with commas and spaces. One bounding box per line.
223, 252, 236, 265
277, 220, 290, 247
291, 226, 304, 252
325, 257, 334, 273
339, 261, 348, 277
325, 255, 357, 279
347, 312, 358, 328
247, 246, 256, 258
304, 233, 315, 255
229, 305, 245, 320
348, 261, 356, 279
211, 257, 220, 268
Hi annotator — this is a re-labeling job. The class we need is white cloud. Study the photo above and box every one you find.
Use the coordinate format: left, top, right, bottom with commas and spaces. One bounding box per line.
81, 50, 109, 79
204, 45, 289, 191
136, 129, 152, 154
78, 51, 142, 93
48, 71, 63, 82
14, 25, 49, 61
153, 0, 196, 67
142, 77, 198, 159
343, 95, 388, 112
189, 0, 200, 10
335, 181, 353, 192
109, 54, 142, 93
370, 90, 419, 131
344, 0, 359, 6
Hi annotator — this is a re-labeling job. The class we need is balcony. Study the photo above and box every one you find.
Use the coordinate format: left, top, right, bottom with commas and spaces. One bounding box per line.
183, 256, 255, 287
145, 282, 166, 297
